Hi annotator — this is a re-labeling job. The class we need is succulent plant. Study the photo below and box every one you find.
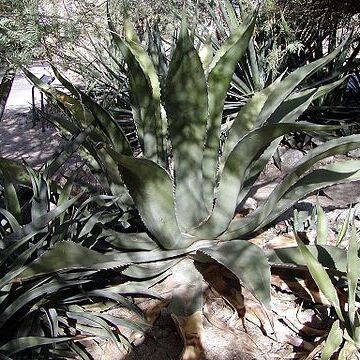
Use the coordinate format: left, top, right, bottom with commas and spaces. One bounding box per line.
23, 6, 360, 358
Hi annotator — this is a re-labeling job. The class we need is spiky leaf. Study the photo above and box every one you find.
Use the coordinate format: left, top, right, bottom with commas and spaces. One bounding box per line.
165, 20, 209, 230
200, 240, 271, 309
107, 149, 186, 249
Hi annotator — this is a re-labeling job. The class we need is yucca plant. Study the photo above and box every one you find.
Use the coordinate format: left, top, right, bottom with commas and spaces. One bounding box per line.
23, 5, 360, 358
295, 221, 360, 359
0, 159, 153, 359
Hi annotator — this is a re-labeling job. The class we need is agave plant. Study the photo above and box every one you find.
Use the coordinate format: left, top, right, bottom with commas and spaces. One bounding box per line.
22, 5, 360, 358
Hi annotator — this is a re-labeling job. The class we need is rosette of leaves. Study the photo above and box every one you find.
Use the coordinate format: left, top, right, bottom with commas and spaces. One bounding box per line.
24, 6, 360, 358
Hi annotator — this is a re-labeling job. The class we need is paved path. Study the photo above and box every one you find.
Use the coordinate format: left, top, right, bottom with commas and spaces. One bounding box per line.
0, 63, 62, 169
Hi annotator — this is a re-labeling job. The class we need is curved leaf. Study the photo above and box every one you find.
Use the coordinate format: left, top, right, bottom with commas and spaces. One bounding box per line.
165, 21, 209, 230
17, 241, 122, 280
202, 12, 256, 209
107, 149, 186, 249
51, 66, 132, 156
193, 122, 340, 238
0, 193, 83, 267
222, 158, 360, 240
296, 234, 344, 321
265, 245, 348, 272
316, 198, 329, 245
123, 258, 181, 279
108, 17, 164, 163
321, 320, 343, 360
347, 226, 359, 328
102, 230, 158, 251
255, 38, 348, 126
199, 240, 271, 309
223, 75, 283, 161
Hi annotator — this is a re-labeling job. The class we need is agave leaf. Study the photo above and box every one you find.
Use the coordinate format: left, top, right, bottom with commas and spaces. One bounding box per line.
265, 88, 317, 125
223, 158, 360, 241
266, 77, 346, 126
147, 21, 168, 86
0, 157, 30, 186
102, 230, 159, 251
316, 197, 329, 245
110, 239, 214, 266
265, 245, 348, 272
108, 16, 163, 163
69, 343, 92, 360
0, 336, 74, 356
100, 313, 149, 334
106, 275, 168, 299
58, 174, 75, 225
223, 75, 283, 161
78, 211, 104, 238
165, 20, 209, 230
255, 38, 348, 126
38, 112, 113, 192
202, 12, 256, 209
0, 352, 12, 359
24, 67, 131, 157
123, 258, 182, 279
309, 77, 347, 102
23, 68, 94, 129
25, 73, 129, 200
233, 87, 331, 205
46, 308, 59, 337
65, 289, 140, 316
229, 79, 345, 199
237, 138, 282, 206
321, 320, 343, 360
97, 148, 133, 206
199, 240, 271, 309
219, 0, 240, 30
296, 234, 344, 321
194, 122, 340, 239
17, 241, 123, 281
107, 149, 187, 250
228, 93, 330, 193
347, 226, 359, 328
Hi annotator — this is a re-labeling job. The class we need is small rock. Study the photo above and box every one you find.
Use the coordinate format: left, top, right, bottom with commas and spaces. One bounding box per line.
347, 148, 360, 158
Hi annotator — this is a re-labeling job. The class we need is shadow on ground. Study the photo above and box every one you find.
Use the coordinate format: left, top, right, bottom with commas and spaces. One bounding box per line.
0, 107, 62, 169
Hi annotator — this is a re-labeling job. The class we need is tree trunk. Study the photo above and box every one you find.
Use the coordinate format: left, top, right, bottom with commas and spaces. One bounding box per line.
0, 67, 15, 121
